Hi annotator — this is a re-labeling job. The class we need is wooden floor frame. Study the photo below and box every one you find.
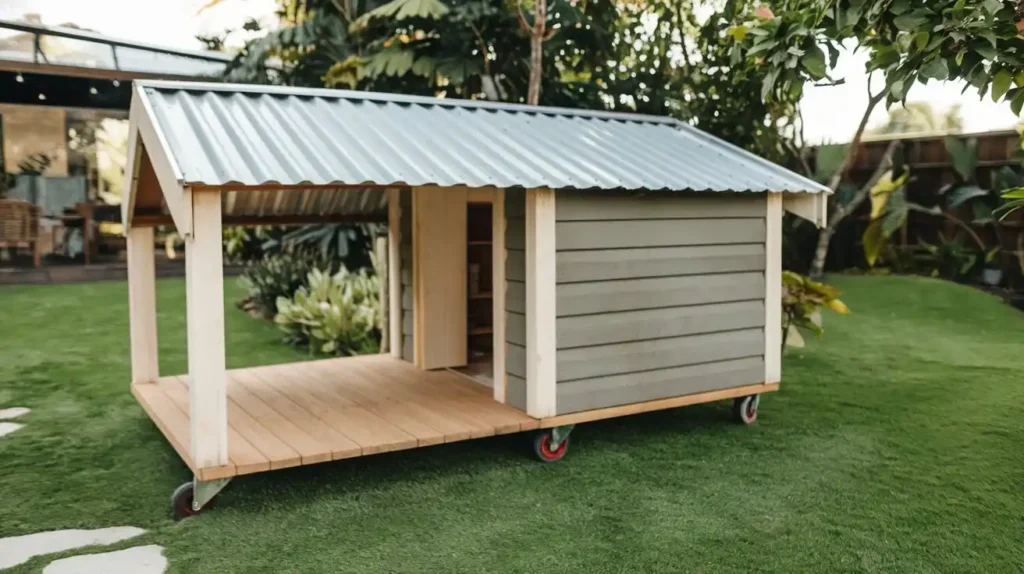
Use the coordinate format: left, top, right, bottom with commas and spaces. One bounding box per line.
132, 354, 540, 480
132, 352, 778, 481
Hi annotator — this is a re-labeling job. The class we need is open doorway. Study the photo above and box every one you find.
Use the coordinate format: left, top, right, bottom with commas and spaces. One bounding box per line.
459, 201, 494, 385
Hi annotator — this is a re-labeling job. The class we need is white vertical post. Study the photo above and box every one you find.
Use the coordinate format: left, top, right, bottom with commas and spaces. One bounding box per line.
185, 189, 229, 469
525, 188, 557, 417
765, 192, 783, 384
127, 225, 159, 384
388, 188, 402, 358
492, 188, 507, 402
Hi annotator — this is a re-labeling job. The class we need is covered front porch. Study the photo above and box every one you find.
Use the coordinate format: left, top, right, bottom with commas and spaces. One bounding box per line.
132, 354, 540, 481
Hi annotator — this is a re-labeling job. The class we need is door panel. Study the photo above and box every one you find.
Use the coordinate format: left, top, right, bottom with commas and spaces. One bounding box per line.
414, 186, 468, 369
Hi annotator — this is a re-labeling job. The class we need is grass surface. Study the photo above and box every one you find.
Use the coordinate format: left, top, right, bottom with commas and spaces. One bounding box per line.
0, 275, 1022, 573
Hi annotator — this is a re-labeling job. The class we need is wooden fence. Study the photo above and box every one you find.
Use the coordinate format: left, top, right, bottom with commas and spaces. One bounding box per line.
810, 128, 1024, 289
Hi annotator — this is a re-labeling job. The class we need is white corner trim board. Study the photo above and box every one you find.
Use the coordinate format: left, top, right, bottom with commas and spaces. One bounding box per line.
0, 422, 24, 438
525, 187, 557, 417
43, 545, 167, 574
0, 407, 30, 420
764, 192, 783, 383
0, 527, 146, 569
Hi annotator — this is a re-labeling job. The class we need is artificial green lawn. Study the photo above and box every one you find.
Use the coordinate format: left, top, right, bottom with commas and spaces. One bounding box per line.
0, 275, 1022, 573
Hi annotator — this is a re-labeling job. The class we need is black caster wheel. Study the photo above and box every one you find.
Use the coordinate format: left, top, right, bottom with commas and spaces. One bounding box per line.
533, 430, 569, 462
732, 395, 760, 425
171, 481, 212, 520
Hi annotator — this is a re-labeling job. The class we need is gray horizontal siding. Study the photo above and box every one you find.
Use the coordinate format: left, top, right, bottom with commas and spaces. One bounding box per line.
506, 250, 526, 281
402, 336, 413, 361
557, 244, 764, 283
506, 312, 526, 346
557, 357, 765, 414
556, 218, 765, 251
507, 217, 525, 250
553, 192, 767, 415
505, 189, 527, 411
509, 300, 764, 350
555, 190, 768, 220
506, 343, 527, 379
506, 375, 528, 411
558, 328, 764, 382
557, 300, 764, 349
557, 272, 765, 317
506, 281, 526, 314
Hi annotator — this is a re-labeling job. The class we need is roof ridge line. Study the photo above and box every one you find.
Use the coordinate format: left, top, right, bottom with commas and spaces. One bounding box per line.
135, 80, 680, 125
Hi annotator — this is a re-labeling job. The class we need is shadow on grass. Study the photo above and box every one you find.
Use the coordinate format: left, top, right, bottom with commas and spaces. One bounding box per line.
208, 399, 744, 517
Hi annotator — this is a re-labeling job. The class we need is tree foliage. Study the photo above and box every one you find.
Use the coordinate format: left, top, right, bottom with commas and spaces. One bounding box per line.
734, 0, 1024, 111
215, 0, 805, 163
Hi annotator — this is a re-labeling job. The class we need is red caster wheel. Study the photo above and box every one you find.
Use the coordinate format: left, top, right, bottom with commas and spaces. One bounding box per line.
171, 481, 214, 520
732, 395, 760, 425
533, 429, 569, 462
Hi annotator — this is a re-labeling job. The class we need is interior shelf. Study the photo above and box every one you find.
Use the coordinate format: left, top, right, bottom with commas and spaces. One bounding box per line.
467, 202, 494, 362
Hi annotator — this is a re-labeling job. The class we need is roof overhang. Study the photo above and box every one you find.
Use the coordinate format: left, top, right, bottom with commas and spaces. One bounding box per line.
783, 192, 828, 228
122, 80, 830, 233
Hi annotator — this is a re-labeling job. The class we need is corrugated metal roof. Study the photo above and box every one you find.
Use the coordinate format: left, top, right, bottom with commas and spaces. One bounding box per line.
221, 186, 388, 219
137, 80, 829, 195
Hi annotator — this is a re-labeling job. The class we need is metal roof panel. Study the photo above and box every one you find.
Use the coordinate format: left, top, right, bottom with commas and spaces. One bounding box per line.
138, 81, 829, 195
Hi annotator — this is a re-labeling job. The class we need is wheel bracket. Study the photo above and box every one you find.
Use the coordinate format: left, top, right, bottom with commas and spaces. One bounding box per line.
192, 477, 231, 512
549, 424, 575, 449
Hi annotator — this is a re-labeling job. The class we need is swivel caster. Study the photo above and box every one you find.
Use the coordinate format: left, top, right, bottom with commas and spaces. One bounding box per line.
171, 482, 206, 520
532, 425, 573, 462
732, 394, 760, 425
171, 477, 230, 520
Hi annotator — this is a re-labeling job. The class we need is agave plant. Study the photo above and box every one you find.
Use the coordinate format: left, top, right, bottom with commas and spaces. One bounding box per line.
275, 266, 381, 356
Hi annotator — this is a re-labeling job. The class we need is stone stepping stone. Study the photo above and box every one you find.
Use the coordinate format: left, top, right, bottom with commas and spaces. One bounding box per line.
43, 545, 167, 574
0, 526, 145, 569
0, 407, 29, 420
0, 422, 24, 438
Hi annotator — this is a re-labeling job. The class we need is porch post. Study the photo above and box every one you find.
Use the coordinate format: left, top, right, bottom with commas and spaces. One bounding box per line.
127, 225, 159, 384
387, 188, 402, 358
765, 192, 783, 384
525, 187, 557, 417
185, 188, 229, 468
492, 188, 507, 403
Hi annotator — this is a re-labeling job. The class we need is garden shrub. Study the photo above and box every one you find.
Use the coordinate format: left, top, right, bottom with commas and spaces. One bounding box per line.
237, 252, 335, 319
781, 271, 850, 348
274, 267, 380, 356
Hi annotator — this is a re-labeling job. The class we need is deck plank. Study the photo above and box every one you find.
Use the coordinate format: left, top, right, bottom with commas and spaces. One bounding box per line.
132, 383, 196, 470
167, 377, 300, 472
132, 355, 543, 478
233, 369, 366, 459
158, 377, 270, 476
333, 361, 474, 445
264, 364, 422, 454
323, 359, 492, 442
223, 372, 336, 465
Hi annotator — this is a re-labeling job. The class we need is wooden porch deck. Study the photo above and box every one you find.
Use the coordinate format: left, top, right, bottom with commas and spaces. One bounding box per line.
132, 354, 540, 480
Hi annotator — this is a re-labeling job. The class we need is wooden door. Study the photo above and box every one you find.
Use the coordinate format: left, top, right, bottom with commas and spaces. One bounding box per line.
414, 186, 468, 369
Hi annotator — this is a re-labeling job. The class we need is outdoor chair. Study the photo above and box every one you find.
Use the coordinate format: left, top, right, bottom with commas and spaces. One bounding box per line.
0, 198, 42, 267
